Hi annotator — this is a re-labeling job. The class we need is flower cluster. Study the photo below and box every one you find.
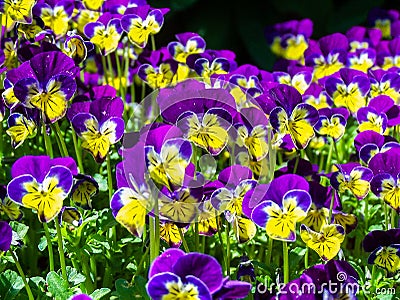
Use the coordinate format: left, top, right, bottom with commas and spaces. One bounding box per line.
0, 0, 399, 299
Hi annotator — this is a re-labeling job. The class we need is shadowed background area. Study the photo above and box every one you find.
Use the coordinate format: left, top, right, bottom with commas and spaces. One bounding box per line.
149, 0, 399, 69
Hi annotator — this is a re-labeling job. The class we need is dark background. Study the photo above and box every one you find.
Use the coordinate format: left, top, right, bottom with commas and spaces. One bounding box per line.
149, 0, 400, 70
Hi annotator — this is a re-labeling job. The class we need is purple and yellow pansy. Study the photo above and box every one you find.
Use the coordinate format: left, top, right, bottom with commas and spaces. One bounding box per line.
7, 156, 76, 223
251, 174, 312, 241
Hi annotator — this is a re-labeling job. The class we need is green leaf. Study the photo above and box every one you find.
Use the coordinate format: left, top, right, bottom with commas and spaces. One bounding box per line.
90, 288, 111, 300
38, 236, 47, 251
10, 222, 29, 239
289, 247, 307, 276
133, 276, 150, 300
115, 278, 137, 299
46, 271, 73, 300
65, 266, 86, 287
0, 270, 24, 300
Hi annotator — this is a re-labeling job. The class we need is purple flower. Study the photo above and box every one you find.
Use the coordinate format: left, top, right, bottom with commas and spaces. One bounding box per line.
250, 174, 311, 242
7, 51, 78, 123
168, 32, 206, 63
363, 228, 400, 272
269, 84, 319, 149
0, 221, 12, 252
147, 248, 251, 299
71, 96, 124, 163
7, 156, 76, 223
304, 33, 348, 80
330, 163, 373, 200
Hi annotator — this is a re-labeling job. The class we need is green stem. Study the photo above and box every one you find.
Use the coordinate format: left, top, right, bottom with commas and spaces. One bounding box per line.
114, 51, 122, 97
225, 223, 231, 277
42, 223, 54, 272
106, 153, 113, 201
304, 247, 309, 269
10, 250, 34, 300
370, 265, 377, 289
71, 128, 84, 173
282, 241, 289, 284
383, 200, 389, 230
42, 122, 53, 158
326, 137, 334, 173
55, 220, 68, 282
151, 35, 156, 51
201, 235, 206, 253
328, 190, 336, 223
149, 217, 156, 262
53, 122, 69, 157
391, 208, 396, 229
216, 216, 226, 273
131, 245, 150, 284
100, 50, 109, 85
267, 126, 275, 182
292, 154, 300, 174
178, 227, 190, 252
364, 196, 369, 232
194, 221, 199, 251
106, 54, 114, 78
333, 140, 340, 162
266, 237, 273, 265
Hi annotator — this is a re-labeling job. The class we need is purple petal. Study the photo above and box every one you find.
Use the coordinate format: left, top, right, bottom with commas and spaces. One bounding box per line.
0, 221, 12, 252
173, 253, 223, 294
218, 165, 253, 186
369, 148, 400, 176
363, 228, 400, 251
251, 200, 274, 228
148, 248, 186, 278
266, 174, 309, 204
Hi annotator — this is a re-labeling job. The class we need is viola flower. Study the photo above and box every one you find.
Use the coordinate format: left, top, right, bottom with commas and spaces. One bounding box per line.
0, 38, 18, 70
325, 68, 370, 114
211, 166, 256, 216
225, 211, 257, 243
269, 84, 319, 149
84, 13, 122, 56
168, 32, 206, 63
272, 68, 313, 94
300, 224, 345, 261
177, 108, 232, 156
304, 33, 348, 80
369, 148, 400, 213
73, 6, 100, 34
71, 96, 125, 163
376, 38, 400, 70
368, 70, 400, 102
145, 138, 192, 189
138, 59, 177, 89
314, 107, 348, 141
197, 201, 218, 236
0, 0, 35, 32
251, 174, 312, 242
158, 187, 200, 224
0, 186, 23, 221
265, 18, 313, 61
159, 222, 187, 247
121, 5, 165, 48
8, 51, 78, 123
235, 107, 269, 161
192, 54, 230, 81
302, 82, 333, 110
82, 0, 104, 11
7, 156, 76, 223
70, 174, 98, 210
354, 130, 400, 165
357, 107, 388, 134
280, 260, 359, 299
228, 65, 263, 105
0, 221, 12, 252
367, 8, 399, 39
147, 248, 251, 299
58, 206, 82, 227
6, 112, 38, 148
63, 33, 92, 65
363, 229, 400, 272
346, 26, 382, 52
33, 0, 74, 38
368, 95, 400, 127
347, 48, 376, 73
330, 163, 373, 200
111, 142, 154, 237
